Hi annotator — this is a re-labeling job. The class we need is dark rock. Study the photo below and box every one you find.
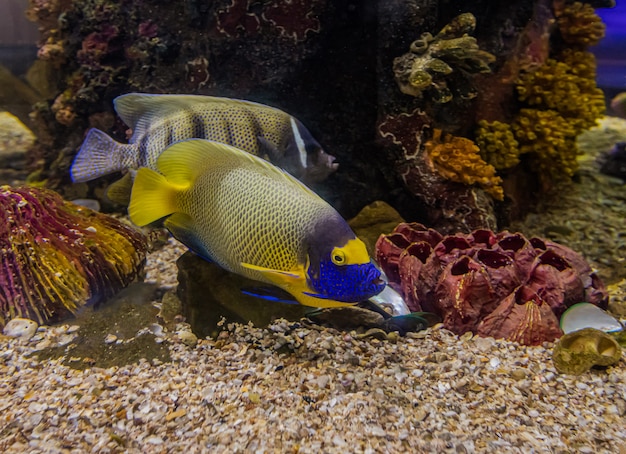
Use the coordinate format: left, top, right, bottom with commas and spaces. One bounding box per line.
306, 306, 386, 330
176, 252, 309, 339
348, 200, 405, 255
599, 142, 626, 181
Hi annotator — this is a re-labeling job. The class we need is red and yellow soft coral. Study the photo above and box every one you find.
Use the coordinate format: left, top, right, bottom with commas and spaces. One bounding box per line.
0, 186, 148, 327
424, 129, 503, 200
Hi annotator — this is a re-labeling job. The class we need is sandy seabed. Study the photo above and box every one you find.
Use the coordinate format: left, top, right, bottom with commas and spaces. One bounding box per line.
1, 118, 626, 453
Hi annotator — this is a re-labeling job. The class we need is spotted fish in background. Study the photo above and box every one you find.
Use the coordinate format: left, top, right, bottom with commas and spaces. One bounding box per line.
70, 93, 338, 186
128, 139, 384, 308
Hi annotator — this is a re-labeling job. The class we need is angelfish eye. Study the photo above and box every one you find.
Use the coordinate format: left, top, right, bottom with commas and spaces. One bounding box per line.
331, 248, 346, 265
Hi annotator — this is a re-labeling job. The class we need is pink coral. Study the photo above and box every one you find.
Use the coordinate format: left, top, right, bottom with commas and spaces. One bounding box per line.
76, 24, 119, 66
375, 223, 607, 345
215, 0, 262, 38
377, 108, 431, 160
138, 21, 158, 39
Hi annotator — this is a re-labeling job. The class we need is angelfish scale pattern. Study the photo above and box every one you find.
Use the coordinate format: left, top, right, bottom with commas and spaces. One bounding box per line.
179, 165, 335, 283
137, 103, 292, 170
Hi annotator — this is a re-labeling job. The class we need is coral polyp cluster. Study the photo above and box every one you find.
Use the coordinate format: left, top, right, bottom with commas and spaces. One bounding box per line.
556, 1, 606, 47
512, 50, 605, 180
0, 186, 148, 327
392, 13, 495, 102
515, 52, 605, 132
425, 129, 504, 200
375, 223, 608, 345
512, 108, 578, 178
471, 3, 606, 187
475, 120, 521, 171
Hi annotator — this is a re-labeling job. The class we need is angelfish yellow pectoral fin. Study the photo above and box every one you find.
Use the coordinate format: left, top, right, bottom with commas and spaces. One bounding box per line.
240, 262, 303, 284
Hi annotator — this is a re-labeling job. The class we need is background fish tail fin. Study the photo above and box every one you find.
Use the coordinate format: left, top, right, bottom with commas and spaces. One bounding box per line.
71, 128, 134, 182
128, 168, 178, 226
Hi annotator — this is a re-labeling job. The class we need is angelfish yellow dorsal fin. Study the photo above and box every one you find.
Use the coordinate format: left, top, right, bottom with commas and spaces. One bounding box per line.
155, 139, 216, 187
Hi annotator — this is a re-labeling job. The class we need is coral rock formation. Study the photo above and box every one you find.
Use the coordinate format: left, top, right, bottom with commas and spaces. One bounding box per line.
392, 13, 495, 102
0, 186, 148, 327
424, 129, 503, 201
377, 111, 497, 233
375, 223, 608, 345
552, 328, 621, 375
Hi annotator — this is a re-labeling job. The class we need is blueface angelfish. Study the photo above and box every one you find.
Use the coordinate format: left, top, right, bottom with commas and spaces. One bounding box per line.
128, 139, 385, 308
70, 93, 338, 186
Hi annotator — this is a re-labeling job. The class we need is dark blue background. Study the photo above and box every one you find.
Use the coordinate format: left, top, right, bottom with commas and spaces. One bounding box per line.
594, 3, 626, 89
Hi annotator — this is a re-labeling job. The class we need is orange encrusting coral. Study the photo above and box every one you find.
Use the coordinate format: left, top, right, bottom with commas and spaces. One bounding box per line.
424, 129, 504, 200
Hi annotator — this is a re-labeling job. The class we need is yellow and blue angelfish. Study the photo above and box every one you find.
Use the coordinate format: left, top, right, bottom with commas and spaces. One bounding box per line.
128, 139, 385, 307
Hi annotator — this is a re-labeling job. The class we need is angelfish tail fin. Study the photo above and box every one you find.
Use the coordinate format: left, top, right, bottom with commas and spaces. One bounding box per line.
70, 129, 135, 183
128, 167, 180, 226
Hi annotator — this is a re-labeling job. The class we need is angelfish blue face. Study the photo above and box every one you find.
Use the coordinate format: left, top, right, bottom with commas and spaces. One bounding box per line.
308, 258, 386, 303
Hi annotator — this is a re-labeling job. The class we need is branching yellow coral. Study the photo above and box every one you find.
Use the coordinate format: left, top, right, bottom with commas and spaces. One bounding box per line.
557, 2, 606, 47
425, 129, 504, 200
512, 109, 578, 180
557, 49, 606, 131
516, 52, 604, 133
475, 120, 521, 170
512, 43, 605, 182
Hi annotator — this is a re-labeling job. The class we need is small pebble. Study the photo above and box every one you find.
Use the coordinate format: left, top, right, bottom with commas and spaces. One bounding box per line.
3, 318, 38, 340
177, 330, 198, 348
510, 369, 527, 381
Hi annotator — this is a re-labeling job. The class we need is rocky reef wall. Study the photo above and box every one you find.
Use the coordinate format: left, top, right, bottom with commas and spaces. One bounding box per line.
23, 0, 611, 232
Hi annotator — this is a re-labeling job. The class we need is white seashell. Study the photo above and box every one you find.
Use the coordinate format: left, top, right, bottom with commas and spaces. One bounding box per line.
3, 318, 38, 340
148, 323, 164, 337
560, 303, 624, 334
368, 284, 410, 316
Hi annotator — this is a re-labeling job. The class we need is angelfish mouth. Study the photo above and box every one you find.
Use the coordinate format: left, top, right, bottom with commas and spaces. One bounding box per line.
313, 149, 338, 170
373, 276, 385, 286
